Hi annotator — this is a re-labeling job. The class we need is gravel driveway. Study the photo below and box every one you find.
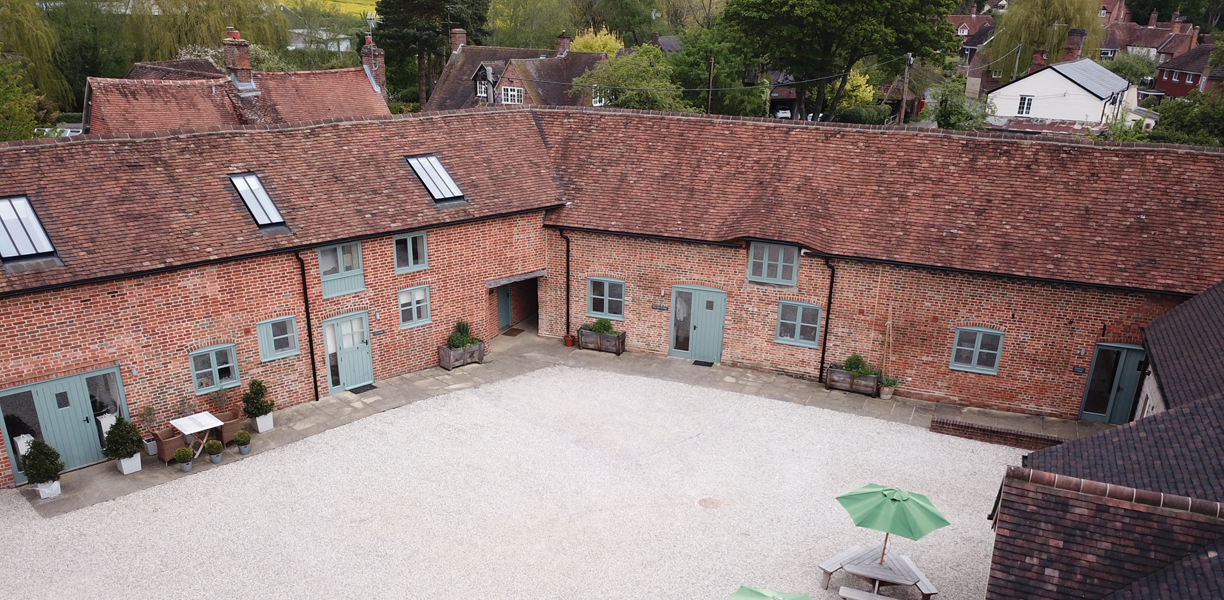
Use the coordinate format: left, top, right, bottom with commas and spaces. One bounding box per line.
0, 366, 1017, 599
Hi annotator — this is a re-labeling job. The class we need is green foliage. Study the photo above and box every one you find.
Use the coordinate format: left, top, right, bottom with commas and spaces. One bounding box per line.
375, 0, 491, 83
388, 101, 421, 113
880, 376, 899, 387
573, 44, 699, 111
54, 111, 82, 123
174, 447, 195, 464
1125, 0, 1209, 27
0, 0, 73, 107
1103, 116, 1151, 142
234, 430, 252, 446
488, 0, 573, 48
23, 439, 64, 484
1102, 52, 1158, 84
46, 0, 130, 109
834, 104, 890, 124
840, 354, 876, 377
920, 76, 993, 130
589, 318, 615, 334
102, 417, 145, 460
455, 321, 472, 338
668, 19, 767, 116
447, 321, 480, 348
177, 43, 299, 72
242, 380, 274, 418
570, 0, 658, 46
988, 0, 1103, 82
1110, 92, 1224, 146
122, 0, 290, 64
0, 55, 42, 141
204, 439, 224, 455
136, 405, 158, 433
838, 70, 875, 108
571, 27, 623, 58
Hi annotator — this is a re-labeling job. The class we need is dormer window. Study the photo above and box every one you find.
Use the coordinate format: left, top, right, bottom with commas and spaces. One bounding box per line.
229, 173, 284, 227
476, 82, 488, 98
502, 87, 524, 104
0, 196, 55, 260
406, 154, 464, 203
958, 24, 969, 35
1099, 7, 1107, 16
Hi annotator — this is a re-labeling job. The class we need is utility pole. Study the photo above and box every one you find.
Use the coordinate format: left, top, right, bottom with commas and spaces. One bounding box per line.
900, 53, 912, 122
707, 56, 716, 114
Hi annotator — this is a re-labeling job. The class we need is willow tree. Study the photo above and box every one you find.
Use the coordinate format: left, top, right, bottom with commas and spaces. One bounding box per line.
988, 0, 1102, 82
0, 0, 71, 107
123, 0, 290, 63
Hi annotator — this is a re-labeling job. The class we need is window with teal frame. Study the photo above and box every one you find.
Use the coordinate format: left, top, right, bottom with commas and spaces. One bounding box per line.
319, 241, 364, 298
394, 233, 428, 273
587, 278, 624, 320
398, 285, 431, 329
950, 327, 1004, 375
189, 344, 240, 394
256, 317, 299, 362
748, 242, 799, 285
774, 301, 821, 348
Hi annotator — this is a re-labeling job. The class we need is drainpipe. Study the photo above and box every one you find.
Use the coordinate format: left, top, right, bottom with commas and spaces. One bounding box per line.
558, 228, 572, 336
818, 257, 837, 383
294, 251, 320, 401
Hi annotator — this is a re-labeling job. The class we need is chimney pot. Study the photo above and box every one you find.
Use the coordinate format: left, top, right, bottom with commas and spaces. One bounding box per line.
1149, 9, 1158, 27
222, 29, 252, 84
1062, 28, 1087, 62
451, 28, 467, 53
1029, 49, 1048, 73
360, 36, 387, 100
558, 30, 571, 54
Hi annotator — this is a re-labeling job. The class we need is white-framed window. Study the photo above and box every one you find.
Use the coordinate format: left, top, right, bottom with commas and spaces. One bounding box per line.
228, 173, 284, 227
1173, 72, 1180, 82
587, 277, 624, 320
256, 317, 300, 362
1099, 8, 1107, 16
398, 285, 431, 329
958, 25, 969, 35
475, 82, 488, 98
1186, 73, 1195, 84
991, 70, 1002, 78
1017, 95, 1033, 115
1162, 71, 1169, 80
502, 86, 524, 104
189, 344, 240, 394
592, 85, 606, 107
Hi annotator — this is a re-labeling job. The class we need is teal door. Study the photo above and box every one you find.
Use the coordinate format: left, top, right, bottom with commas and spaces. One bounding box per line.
1080, 343, 1146, 424
0, 368, 127, 484
497, 286, 512, 329
669, 285, 727, 363
323, 312, 374, 394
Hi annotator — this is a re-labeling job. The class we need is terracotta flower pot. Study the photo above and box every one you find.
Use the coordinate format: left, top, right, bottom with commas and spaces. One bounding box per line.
564, 334, 575, 347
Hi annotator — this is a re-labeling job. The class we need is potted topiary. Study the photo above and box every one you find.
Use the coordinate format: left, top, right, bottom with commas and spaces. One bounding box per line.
136, 405, 158, 456
234, 430, 252, 455
242, 379, 274, 433
576, 318, 626, 355
879, 376, 899, 400
205, 439, 224, 465
438, 321, 485, 370
24, 439, 65, 499
826, 354, 881, 396
174, 447, 195, 473
102, 416, 144, 475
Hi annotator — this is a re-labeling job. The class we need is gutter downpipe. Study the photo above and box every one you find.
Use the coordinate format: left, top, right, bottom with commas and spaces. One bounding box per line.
558, 228, 572, 336
818, 257, 837, 383
295, 251, 320, 401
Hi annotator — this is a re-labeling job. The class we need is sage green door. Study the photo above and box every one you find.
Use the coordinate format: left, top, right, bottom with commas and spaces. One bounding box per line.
497, 285, 512, 329
1079, 343, 1146, 424
669, 285, 727, 363
323, 312, 374, 394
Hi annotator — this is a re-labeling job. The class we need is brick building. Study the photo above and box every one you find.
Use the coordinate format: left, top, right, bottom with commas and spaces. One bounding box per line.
1, 107, 1223, 488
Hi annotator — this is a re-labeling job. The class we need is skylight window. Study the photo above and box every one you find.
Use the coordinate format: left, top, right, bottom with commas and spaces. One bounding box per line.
229, 173, 284, 226
0, 196, 54, 260
406, 155, 464, 203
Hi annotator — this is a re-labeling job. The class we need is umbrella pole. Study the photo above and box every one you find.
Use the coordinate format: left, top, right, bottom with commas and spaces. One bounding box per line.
880, 532, 889, 565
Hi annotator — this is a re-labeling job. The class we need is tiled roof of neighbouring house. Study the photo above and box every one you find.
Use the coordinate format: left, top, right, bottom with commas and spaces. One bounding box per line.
509, 53, 608, 106
423, 46, 605, 111
1161, 44, 1217, 74
1101, 537, 1224, 599
988, 466, 1224, 600
946, 14, 994, 37
3, 108, 1224, 297
1143, 277, 1224, 409
963, 23, 995, 48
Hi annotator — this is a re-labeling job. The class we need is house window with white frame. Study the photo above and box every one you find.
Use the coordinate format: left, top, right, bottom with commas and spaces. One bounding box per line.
1017, 95, 1033, 115
475, 82, 488, 98
1173, 71, 1180, 82
1186, 73, 1195, 84
991, 70, 1002, 78
503, 86, 524, 104
957, 25, 968, 35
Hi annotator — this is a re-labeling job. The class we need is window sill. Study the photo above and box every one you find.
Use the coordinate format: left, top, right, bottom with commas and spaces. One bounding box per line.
586, 312, 624, 321
321, 285, 366, 299
774, 338, 820, 350
949, 364, 999, 376
260, 349, 300, 363
747, 278, 798, 289
193, 380, 241, 396
395, 265, 429, 275
401, 318, 433, 330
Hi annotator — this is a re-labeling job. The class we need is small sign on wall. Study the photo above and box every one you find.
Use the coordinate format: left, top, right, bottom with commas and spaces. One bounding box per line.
1072, 366, 1086, 375
651, 304, 669, 311
371, 329, 386, 336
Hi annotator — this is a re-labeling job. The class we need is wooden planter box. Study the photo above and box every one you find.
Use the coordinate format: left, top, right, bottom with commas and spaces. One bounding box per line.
826, 367, 879, 397
439, 342, 485, 371
576, 329, 626, 355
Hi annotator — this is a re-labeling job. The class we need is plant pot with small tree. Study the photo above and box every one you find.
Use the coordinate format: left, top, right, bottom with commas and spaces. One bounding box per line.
234, 430, 251, 455
205, 440, 224, 465
826, 354, 881, 396
577, 318, 626, 355
879, 376, 899, 400
438, 321, 485, 370
174, 447, 195, 473
24, 439, 65, 499
136, 405, 158, 456
242, 379, 274, 433
103, 416, 145, 475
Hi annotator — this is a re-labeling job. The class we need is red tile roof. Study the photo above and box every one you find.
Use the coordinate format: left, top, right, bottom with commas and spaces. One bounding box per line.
423, 46, 605, 111
946, 14, 994, 36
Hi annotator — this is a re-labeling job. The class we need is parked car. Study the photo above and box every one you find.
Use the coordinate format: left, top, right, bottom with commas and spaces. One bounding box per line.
775, 108, 792, 119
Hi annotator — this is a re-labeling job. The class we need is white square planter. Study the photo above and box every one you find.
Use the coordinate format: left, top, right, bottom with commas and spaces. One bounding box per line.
253, 413, 274, 433
117, 453, 142, 475
35, 480, 61, 499
144, 437, 158, 456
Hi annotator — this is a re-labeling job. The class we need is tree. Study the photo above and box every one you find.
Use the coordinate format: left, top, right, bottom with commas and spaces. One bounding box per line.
1123, 0, 1208, 25
122, 0, 291, 64
569, 0, 656, 46
46, 0, 129, 110
668, 20, 766, 116
724, 0, 959, 121
571, 27, 624, 58
838, 70, 875, 108
1102, 51, 1157, 84
572, 44, 698, 111
1103, 91, 1224, 146
178, 43, 301, 72
376, 0, 489, 103
920, 76, 993, 130
988, 0, 1103, 82
0, 0, 72, 108
488, 0, 574, 48
0, 52, 43, 141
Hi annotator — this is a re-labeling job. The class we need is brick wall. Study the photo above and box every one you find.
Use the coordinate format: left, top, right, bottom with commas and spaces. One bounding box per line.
929, 418, 1065, 450
0, 212, 546, 488
539, 229, 1182, 419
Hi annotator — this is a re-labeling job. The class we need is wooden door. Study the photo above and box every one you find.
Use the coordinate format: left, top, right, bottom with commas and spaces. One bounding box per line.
498, 286, 512, 329
669, 286, 727, 363
324, 313, 374, 393
1080, 344, 1146, 424
34, 376, 103, 470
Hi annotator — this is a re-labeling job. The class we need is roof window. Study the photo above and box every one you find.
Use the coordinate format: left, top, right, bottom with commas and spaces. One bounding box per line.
0, 196, 54, 260
229, 173, 284, 226
406, 155, 464, 203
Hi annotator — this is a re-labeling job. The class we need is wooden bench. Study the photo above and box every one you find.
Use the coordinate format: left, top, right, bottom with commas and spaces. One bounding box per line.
818, 545, 866, 589
838, 586, 891, 600
899, 554, 939, 600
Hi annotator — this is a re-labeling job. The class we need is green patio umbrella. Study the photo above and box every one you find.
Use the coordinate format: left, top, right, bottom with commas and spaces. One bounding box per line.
835, 484, 950, 564
726, 586, 811, 600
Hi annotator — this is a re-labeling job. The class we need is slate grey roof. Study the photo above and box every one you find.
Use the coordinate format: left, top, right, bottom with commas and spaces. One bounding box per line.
1050, 58, 1130, 98
1144, 277, 1224, 408
1103, 538, 1224, 600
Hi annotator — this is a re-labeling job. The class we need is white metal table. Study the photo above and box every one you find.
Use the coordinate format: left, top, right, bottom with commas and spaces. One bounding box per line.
170, 411, 225, 458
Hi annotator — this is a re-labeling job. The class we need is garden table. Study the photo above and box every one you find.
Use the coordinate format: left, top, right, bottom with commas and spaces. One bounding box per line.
821, 544, 938, 599
170, 411, 224, 458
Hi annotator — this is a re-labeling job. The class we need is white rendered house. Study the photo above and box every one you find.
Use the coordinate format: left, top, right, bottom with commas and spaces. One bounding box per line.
988, 58, 1138, 124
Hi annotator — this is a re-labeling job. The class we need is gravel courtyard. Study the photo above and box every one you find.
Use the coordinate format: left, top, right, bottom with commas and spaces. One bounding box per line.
0, 366, 1017, 599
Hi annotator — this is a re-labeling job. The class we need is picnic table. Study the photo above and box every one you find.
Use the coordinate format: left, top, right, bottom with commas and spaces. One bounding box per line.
170, 411, 224, 458
818, 544, 939, 600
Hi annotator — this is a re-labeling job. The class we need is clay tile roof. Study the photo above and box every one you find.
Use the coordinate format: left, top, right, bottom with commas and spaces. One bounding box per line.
251, 69, 391, 123
1102, 538, 1224, 599
1143, 277, 1224, 409
946, 14, 995, 36
509, 53, 607, 106
424, 46, 569, 111
124, 59, 224, 80
1162, 44, 1217, 74
964, 23, 996, 48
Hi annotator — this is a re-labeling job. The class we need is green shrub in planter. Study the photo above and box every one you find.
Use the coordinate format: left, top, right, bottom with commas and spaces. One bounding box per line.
842, 354, 877, 377
233, 430, 251, 445
447, 331, 470, 349
102, 417, 144, 460
204, 440, 223, 456
174, 447, 194, 464
588, 318, 615, 334
242, 380, 273, 419
23, 439, 64, 484
880, 376, 899, 388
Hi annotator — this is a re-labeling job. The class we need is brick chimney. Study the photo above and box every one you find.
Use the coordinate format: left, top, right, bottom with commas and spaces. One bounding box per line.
1029, 49, 1048, 73
558, 31, 571, 54
651, 31, 660, 47
360, 35, 387, 100
451, 28, 467, 53
1062, 28, 1086, 62
222, 28, 253, 86
1149, 9, 1158, 27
